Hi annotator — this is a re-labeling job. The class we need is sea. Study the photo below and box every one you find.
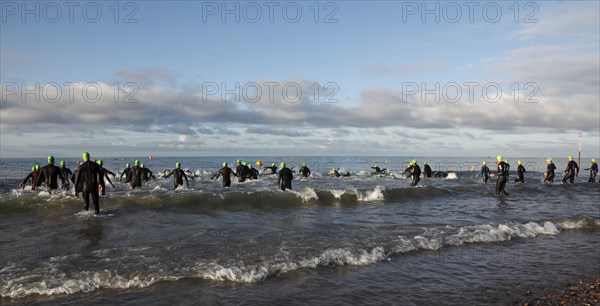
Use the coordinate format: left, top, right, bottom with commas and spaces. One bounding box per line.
1, 156, 599, 305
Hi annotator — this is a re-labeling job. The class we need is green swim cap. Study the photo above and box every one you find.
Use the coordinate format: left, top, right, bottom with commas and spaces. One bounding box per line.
31, 166, 35, 171
303, 162, 306, 166
223, 162, 227, 167
482, 161, 486, 165
176, 162, 181, 169
97, 159, 103, 166
410, 159, 416, 165
248, 164, 252, 168
517, 160, 522, 165
568, 155, 573, 160
272, 162, 275, 167
35, 164, 41, 170
280, 162, 285, 167
331, 168, 335, 171
60, 160, 65, 166
423, 161, 427, 165
125, 163, 130, 168
82, 152, 90, 159
47, 155, 54, 163
496, 155, 502, 161
236, 159, 240, 163
242, 161, 247, 166
546, 157, 552, 162
592, 159, 596, 163
135, 160, 140, 166
141, 163, 145, 168
504, 159, 508, 163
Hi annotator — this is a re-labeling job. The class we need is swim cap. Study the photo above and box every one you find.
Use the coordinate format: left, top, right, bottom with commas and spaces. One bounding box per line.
271, 163, 275, 167
223, 162, 227, 167
97, 159, 103, 166
60, 160, 65, 166
303, 162, 306, 166
568, 155, 573, 160
517, 160, 522, 165
236, 159, 240, 163
410, 159, 416, 165
242, 161, 247, 166
280, 162, 285, 167
47, 155, 54, 163
31, 166, 35, 171
592, 159, 596, 163
546, 157, 552, 162
248, 164, 252, 168
35, 164, 41, 170
423, 161, 427, 165
82, 152, 90, 159
125, 163, 130, 168
176, 162, 181, 169
331, 168, 335, 171
141, 163, 145, 168
496, 155, 502, 161
504, 159, 508, 163
135, 160, 140, 166
482, 161, 486, 165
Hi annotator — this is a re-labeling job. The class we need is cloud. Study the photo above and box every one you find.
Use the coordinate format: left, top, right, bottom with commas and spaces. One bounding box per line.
245, 126, 312, 137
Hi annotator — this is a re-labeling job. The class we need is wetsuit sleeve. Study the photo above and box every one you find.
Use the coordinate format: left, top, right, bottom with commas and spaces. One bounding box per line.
308, 168, 311, 176
164, 170, 174, 178
104, 172, 114, 185
66, 168, 73, 176
21, 173, 33, 185
33, 170, 44, 188
105, 169, 116, 176
74, 166, 83, 190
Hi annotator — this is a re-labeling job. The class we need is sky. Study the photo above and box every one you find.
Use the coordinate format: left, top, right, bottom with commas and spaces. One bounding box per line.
1, 0, 599, 158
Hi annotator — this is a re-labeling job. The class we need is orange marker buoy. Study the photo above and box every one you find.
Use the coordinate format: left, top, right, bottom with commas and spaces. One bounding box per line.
149, 154, 153, 160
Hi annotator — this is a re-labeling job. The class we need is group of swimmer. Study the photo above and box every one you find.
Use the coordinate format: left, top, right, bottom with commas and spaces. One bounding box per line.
18, 152, 599, 214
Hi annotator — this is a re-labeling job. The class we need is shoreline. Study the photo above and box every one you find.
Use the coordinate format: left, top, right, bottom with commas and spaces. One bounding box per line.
520, 278, 600, 305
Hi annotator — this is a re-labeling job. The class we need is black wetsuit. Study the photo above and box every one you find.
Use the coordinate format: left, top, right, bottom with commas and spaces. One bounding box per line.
99, 167, 115, 195
505, 163, 510, 177
60, 166, 72, 189
544, 163, 556, 183
70, 170, 84, 193
331, 170, 341, 177
299, 166, 311, 178
562, 160, 579, 184
128, 166, 145, 189
74, 161, 104, 214
120, 167, 131, 182
248, 167, 259, 180
238, 165, 249, 182
433, 171, 448, 178
212, 166, 236, 188
371, 166, 387, 174
481, 166, 490, 183
423, 165, 432, 178
405, 164, 421, 186
35, 164, 65, 191
20, 170, 41, 189
164, 168, 189, 189
514, 164, 526, 183
264, 166, 277, 174
586, 163, 598, 182
495, 161, 509, 196
278, 167, 293, 191
141, 168, 154, 181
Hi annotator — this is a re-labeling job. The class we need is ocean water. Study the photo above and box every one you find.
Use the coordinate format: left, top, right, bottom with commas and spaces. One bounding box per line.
1, 156, 599, 305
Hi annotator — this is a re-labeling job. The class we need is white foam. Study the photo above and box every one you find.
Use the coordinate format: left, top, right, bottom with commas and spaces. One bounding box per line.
289, 188, 319, 202
446, 172, 458, 179
357, 186, 385, 202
